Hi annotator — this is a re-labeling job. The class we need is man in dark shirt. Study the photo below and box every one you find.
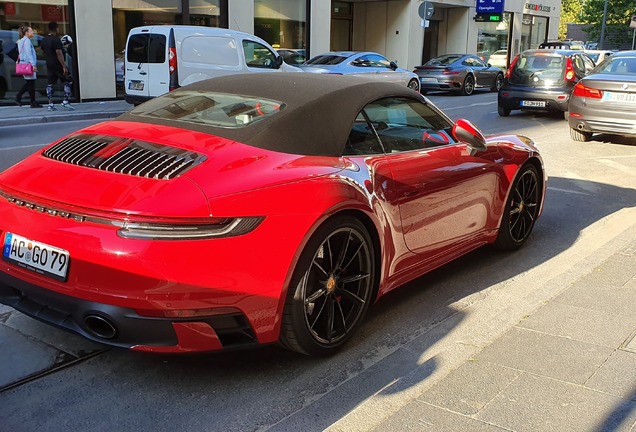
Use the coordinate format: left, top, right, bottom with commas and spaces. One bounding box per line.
41, 21, 73, 111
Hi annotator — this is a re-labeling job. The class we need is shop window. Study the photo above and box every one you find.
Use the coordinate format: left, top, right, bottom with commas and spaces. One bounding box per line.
476, 12, 512, 67
521, 15, 548, 51
254, 0, 306, 53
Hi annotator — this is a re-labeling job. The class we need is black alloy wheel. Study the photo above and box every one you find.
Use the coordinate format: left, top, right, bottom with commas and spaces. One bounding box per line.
495, 164, 540, 250
280, 216, 375, 356
461, 74, 475, 95
491, 73, 504, 92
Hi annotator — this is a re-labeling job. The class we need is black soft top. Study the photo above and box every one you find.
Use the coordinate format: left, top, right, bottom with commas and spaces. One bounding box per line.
117, 73, 422, 156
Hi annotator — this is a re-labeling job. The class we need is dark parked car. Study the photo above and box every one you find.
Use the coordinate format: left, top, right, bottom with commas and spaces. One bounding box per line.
568, 51, 636, 142
498, 49, 595, 118
413, 54, 504, 95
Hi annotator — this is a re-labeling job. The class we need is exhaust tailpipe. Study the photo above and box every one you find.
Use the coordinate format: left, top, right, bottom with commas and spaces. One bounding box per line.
577, 124, 584, 130
84, 314, 118, 339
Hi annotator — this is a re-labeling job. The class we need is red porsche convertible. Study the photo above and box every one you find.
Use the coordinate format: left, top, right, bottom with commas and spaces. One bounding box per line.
0, 74, 546, 356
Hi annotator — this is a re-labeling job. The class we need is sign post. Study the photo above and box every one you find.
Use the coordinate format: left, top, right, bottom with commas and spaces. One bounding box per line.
419, 1, 435, 64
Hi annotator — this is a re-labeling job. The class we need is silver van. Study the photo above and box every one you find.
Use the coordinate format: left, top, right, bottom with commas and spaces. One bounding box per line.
124, 26, 301, 105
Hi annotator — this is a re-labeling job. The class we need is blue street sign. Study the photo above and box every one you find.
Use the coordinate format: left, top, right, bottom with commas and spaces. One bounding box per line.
476, 0, 504, 14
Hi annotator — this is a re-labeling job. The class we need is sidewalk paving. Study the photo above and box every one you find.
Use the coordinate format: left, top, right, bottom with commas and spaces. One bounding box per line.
0, 100, 132, 127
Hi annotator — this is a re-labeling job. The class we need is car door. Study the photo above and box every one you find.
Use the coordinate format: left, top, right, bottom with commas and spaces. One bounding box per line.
467, 55, 495, 87
353, 97, 505, 258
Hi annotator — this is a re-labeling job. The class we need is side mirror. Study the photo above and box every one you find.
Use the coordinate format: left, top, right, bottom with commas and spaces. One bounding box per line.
452, 119, 487, 153
275, 56, 284, 68
389, 61, 398, 71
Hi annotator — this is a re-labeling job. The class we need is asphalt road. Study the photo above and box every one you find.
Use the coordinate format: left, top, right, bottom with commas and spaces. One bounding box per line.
0, 93, 635, 431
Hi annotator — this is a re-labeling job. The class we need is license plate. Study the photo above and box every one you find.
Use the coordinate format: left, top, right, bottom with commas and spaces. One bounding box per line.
521, 100, 546, 107
2, 233, 70, 281
128, 81, 144, 91
420, 77, 437, 82
602, 91, 636, 102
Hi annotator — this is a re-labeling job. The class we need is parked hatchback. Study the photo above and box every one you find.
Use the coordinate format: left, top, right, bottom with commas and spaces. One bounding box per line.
498, 49, 595, 118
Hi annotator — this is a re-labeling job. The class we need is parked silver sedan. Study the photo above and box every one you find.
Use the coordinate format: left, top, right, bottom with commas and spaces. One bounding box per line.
568, 51, 636, 142
414, 54, 504, 95
299, 51, 420, 91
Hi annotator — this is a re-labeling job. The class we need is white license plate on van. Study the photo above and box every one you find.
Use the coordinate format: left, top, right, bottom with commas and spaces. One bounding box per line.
521, 100, 546, 108
128, 81, 144, 91
2, 232, 70, 281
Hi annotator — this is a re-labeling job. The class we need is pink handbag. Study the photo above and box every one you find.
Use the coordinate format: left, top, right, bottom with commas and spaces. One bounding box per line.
16, 39, 34, 75
16, 62, 33, 75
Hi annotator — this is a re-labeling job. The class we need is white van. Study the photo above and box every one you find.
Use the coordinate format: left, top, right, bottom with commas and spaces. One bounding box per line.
124, 26, 301, 105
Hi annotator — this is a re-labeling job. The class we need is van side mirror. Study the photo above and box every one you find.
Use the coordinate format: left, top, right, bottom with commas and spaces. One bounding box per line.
275, 56, 284, 68
452, 119, 487, 153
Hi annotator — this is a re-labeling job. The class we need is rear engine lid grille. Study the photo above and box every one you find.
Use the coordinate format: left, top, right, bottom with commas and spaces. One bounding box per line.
42, 134, 206, 180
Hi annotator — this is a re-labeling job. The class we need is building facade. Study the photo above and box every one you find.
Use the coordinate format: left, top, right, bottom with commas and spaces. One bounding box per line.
0, 0, 561, 103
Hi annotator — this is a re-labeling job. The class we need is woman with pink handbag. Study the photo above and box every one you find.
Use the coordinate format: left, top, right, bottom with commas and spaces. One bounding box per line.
15, 26, 43, 108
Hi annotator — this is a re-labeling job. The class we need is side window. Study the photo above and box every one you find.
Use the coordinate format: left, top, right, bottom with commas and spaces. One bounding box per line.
343, 112, 384, 156
243, 40, 277, 69
366, 54, 391, 68
360, 97, 455, 153
352, 55, 373, 68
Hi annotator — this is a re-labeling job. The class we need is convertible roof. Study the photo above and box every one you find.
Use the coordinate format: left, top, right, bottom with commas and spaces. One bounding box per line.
117, 73, 422, 157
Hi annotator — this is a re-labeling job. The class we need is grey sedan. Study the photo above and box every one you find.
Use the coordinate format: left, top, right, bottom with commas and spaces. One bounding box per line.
299, 51, 420, 92
414, 54, 504, 95
568, 51, 636, 142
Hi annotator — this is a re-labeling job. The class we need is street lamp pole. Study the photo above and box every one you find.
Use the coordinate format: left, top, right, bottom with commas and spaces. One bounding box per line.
599, 0, 609, 49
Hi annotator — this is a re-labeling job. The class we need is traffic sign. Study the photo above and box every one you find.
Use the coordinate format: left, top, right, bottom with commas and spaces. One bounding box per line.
476, 0, 505, 15
418, 2, 435, 20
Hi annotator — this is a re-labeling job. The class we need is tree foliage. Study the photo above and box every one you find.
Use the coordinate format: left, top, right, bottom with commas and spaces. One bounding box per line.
580, 0, 636, 48
559, 0, 583, 40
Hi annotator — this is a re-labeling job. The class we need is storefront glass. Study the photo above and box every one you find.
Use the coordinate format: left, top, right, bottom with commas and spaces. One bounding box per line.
254, 0, 306, 55
476, 12, 512, 68
0, 1, 70, 102
520, 14, 548, 51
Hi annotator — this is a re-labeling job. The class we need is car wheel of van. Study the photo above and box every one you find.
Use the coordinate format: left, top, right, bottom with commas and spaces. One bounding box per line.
461, 75, 475, 95
407, 79, 420, 91
491, 73, 504, 92
495, 164, 540, 251
280, 216, 375, 356
498, 105, 511, 117
570, 127, 592, 142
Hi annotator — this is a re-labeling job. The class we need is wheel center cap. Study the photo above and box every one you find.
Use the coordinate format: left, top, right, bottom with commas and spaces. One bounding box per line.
326, 276, 337, 293
519, 201, 525, 212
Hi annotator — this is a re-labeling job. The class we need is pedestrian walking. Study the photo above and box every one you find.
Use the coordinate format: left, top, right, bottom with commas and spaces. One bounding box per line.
41, 21, 74, 111
15, 26, 43, 108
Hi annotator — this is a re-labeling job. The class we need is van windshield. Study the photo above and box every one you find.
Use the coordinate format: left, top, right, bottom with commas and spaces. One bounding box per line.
510, 54, 565, 86
130, 91, 285, 128
127, 34, 166, 63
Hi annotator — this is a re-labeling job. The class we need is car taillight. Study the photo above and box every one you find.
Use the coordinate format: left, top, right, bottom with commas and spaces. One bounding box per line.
442, 69, 460, 75
573, 82, 603, 99
168, 47, 178, 91
506, 55, 519, 79
564, 57, 575, 81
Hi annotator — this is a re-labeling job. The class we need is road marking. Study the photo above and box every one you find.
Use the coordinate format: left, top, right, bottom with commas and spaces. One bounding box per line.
547, 186, 590, 196
0, 144, 47, 151
596, 158, 635, 176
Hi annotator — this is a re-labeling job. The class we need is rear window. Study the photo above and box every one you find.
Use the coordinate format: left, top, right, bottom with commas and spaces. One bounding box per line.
127, 34, 166, 64
594, 55, 636, 75
305, 55, 346, 65
424, 54, 463, 66
129, 91, 285, 128
510, 54, 565, 86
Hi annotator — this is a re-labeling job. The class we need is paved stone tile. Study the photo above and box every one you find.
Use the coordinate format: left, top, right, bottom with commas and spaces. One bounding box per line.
475, 327, 613, 384
574, 253, 636, 288
517, 301, 636, 348
5, 311, 105, 356
0, 325, 59, 388
476, 373, 636, 432
417, 360, 519, 415
373, 400, 509, 431
551, 280, 636, 319
586, 350, 636, 400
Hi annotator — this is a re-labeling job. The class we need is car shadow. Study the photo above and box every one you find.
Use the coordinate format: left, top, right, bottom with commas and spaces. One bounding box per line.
1, 177, 635, 431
